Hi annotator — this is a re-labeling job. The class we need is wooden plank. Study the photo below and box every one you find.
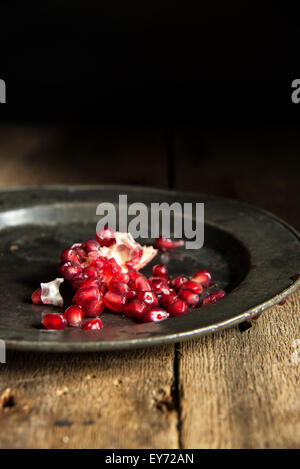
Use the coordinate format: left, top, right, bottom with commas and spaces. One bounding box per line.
177, 290, 300, 448
0, 124, 179, 449
0, 346, 178, 449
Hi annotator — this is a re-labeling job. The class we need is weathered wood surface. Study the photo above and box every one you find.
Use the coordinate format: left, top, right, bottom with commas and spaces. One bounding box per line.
0, 124, 299, 448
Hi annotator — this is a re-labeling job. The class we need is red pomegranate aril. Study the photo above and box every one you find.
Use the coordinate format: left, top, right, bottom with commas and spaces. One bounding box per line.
152, 264, 169, 279
84, 299, 105, 317
64, 305, 84, 327
60, 248, 81, 264
82, 265, 98, 279
82, 239, 100, 252
81, 318, 103, 330
137, 291, 159, 307
126, 289, 138, 302
168, 298, 188, 316
179, 288, 200, 307
96, 227, 116, 247
160, 290, 178, 309
73, 246, 87, 262
109, 281, 130, 297
79, 278, 100, 289
60, 261, 82, 281
42, 313, 67, 330
111, 272, 130, 284
150, 278, 170, 295
191, 269, 212, 288
180, 280, 202, 295
124, 299, 148, 320
143, 308, 169, 323
87, 250, 102, 265
103, 291, 125, 313
31, 288, 42, 304
71, 272, 84, 290
154, 236, 184, 252
203, 289, 225, 305
171, 276, 188, 292
74, 286, 100, 308
136, 276, 153, 292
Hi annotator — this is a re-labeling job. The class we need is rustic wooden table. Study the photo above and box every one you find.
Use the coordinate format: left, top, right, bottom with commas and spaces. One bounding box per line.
0, 125, 299, 449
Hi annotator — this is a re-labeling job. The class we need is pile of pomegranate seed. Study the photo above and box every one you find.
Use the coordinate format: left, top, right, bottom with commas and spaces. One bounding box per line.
31, 229, 225, 330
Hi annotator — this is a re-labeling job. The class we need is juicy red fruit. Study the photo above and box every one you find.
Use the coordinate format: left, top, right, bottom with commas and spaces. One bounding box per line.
152, 264, 168, 279
103, 291, 126, 313
160, 290, 177, 309
124, 299, 148, 320
180, 280, 202, 295
171, 276, 188, 292
31, 288, 42, 305
203, 289, 225, 305
64, 305, 84, 327
60, 261, 82, 281
168, 298, 188, 316
179, 288, 200, 307
154, 236, 184, 252
81, 318, 103, 330
143, 308, 169, 323
84, 299, 105, 317
42, 313, 67, 330
96, 227, 116, 247
137, 290, 159, 307
191, 269, 212, 288
74, 286, 101, 308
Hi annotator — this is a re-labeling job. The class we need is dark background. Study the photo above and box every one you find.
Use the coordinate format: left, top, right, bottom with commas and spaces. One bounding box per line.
0, 2, 299, 227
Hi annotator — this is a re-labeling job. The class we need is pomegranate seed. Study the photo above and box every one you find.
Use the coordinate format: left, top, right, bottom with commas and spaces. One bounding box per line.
81, 318, 103, 330
191, 269, 212, 287
82, 265, 99, 279
87, 250, 102, 265
180, 280, 202, 294
124, 299, 148, 320
74, 286, 101, 308
31, 288, 42, 304
96, 227, 116, 247
64, 305, 84, 327
136, 276, 153, 292
84, 299, 105, 317
152, 264, 169, 279
71, 272, 84, 290
111, 272, 130, 284
60, 248, 81, 264
154, 236, 184, 252
150, 278, 170, 295
103, 291, 126, 313
102, 258, 121, 285
137, 291, 159, 307
160, 290, 177, 309
203, 289, 225, 305
72, 246, 86, 262
179, 288, 200, 307
42, 313, 67, 330
79, 278, 100, 289
109, 281, 130, 297
82, 239, 100, 252
60, 261, 82, 281
143, 308, 169, 323
171, 276, 188, 292
168, 298, 188, 316
126, 289, 138, 302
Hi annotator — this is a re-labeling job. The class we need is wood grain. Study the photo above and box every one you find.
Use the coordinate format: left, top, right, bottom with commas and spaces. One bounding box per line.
0, 124, 299, 448
0, 346, 178, 449
0, 125, 178, 449
178, 289, 300, 449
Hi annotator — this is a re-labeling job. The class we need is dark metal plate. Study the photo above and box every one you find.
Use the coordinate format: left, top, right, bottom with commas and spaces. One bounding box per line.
0, 185, 299, 352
